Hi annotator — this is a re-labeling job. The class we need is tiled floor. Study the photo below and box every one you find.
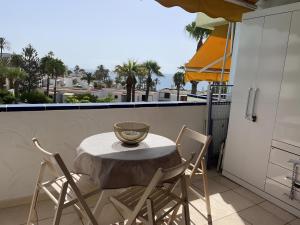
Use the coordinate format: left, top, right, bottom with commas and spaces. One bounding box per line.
1, 170, 299, 225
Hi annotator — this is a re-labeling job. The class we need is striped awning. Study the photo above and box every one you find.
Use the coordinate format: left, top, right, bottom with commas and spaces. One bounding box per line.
185, 24, 231, 82
156, 0, 258, 22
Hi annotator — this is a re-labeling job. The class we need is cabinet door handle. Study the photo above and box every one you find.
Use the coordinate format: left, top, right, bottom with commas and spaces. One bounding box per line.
285, 176, 300, 186
288, 159, 300, 166
251, 88, 259, 122
245, 88, 252, 119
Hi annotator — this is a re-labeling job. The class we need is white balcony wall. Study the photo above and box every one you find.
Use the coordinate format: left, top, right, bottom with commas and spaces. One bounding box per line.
0, 105, 206, 205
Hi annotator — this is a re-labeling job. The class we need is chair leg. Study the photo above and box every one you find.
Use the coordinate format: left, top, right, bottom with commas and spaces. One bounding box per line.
146, 199, 155, 225
72, 204, 85, 224
126, 216, 137, 225
181, 176, 190, 225
53, 182, 68, 225
201, 160, 211, 218
166, 205, 180, 225
70, 185, 99, 225
27, 188, 40, 225
27, 162, 46, 225
87, 190, 107, 225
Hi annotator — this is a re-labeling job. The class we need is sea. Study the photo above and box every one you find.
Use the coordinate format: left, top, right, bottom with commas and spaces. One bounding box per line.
88, 70, 209, 92
157, 74, 209, 91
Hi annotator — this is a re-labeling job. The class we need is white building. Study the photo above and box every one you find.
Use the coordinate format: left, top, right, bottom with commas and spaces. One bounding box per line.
158, 88, 188, 101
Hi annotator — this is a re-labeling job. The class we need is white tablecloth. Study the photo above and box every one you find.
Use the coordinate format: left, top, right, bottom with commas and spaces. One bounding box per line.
73, 132, 181, 189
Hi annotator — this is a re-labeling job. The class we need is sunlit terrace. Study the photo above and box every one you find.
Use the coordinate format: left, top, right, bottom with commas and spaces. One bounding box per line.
2, 0, 300, 224
0, 103, 298, 225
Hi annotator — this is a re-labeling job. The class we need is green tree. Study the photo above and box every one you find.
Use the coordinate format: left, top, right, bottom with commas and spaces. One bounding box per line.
20, 44, 40, 93
0, 37, 10, 59
66, 93, 114, 103
96, 94, 114, 103
115, 75, 125, 87
185, 22, 210, 51
40, 52, 54, 96
103, 78, 113, 88
142, 60, 163, 101
0, 62, 8, 88
79, 68, 86, 76
45, 58, 66, 103
0, 89, 15, 103
74, 65, 80, 74
6, 67, 27, 97
0, 60, 26, 95
173, 71, 185, 101
185, 22, 211, 94
136, 72, 146, 90
10, 53, 23, 67
115, 60, 141, 102
20, 91, 51, 103
94, 64, 111, 88
81, 72, 95, 85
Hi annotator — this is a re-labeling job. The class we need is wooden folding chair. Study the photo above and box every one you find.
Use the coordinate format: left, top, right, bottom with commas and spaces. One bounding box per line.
27, 138, 101, 225
175, 125, 212, 219
109, 154, 194, 225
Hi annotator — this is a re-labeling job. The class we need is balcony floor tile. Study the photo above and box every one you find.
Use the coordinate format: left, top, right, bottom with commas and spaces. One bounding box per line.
0, 169, 299, 225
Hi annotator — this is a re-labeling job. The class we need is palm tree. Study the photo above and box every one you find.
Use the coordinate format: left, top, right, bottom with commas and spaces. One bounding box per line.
6, 67, 27, 97
185, 22, 211, 51
94, 65, 111, 87
81, 72, 95, 85
185, 22, 211, 94
114, 60, 140, 102
74, 65, 80, 75
0, 62, 8, 88
95, 65, 109, 81
0, 37, 10, 59
142, 60, 163, 101
40, 52, 54, 96
0, 61, 26, 95
173, 71, 185, 101
46, 58, 66, 103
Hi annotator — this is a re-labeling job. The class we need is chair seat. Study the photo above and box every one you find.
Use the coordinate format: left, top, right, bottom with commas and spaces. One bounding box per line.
112, 186, 182, 220
42, 173, 99, 205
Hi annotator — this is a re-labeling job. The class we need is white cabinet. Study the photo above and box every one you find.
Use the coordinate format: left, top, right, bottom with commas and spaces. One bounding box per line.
268, 147, 300, 188
223, 12, 292, 190
273, 11, 300, 148
265, 179, 300, 210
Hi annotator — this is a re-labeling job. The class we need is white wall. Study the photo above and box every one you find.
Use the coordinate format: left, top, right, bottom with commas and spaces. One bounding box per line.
229, 23, 241, 85
257, 0, 300, 8
0, 105, 206, 203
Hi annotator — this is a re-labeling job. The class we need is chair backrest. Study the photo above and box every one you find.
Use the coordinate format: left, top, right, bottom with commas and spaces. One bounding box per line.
176, 125, 212, 161
32, 137, 72, 180
161, 153, 194, 182
126, 154, 194, 224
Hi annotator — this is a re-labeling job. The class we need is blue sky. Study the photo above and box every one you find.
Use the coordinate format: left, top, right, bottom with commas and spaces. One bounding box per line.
1, 0, 198, 74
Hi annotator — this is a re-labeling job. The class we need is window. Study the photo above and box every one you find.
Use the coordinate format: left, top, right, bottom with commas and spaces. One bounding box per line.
164, 93, 170, 99
180, 96, 187, 101
142, 95, 146, 101
121, 95, 127, 102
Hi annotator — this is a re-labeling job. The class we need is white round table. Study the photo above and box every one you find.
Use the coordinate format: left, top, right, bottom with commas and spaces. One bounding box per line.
74, 132, 181, 189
